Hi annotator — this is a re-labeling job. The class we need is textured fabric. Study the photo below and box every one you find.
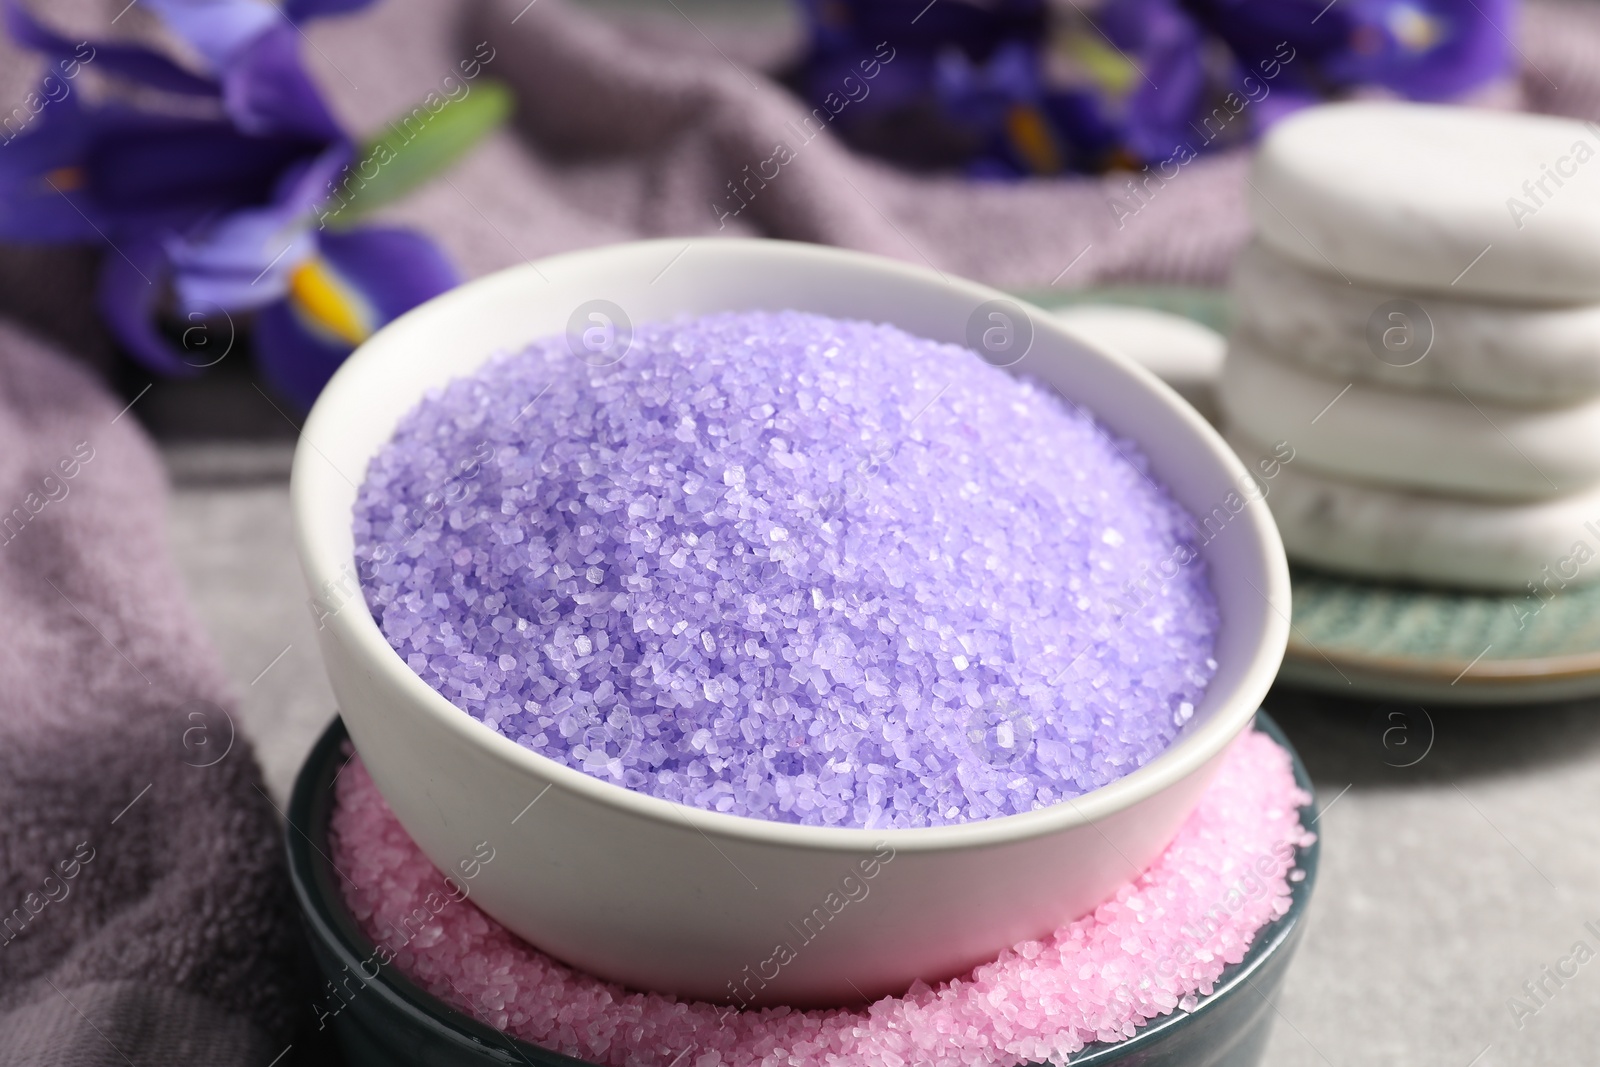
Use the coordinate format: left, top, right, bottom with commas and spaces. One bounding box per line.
0, 982, 276, 1067
0, 322, 296, 1061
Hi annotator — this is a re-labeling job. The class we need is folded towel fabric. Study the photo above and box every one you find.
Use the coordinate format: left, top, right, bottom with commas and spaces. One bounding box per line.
0, 323, 297, 1064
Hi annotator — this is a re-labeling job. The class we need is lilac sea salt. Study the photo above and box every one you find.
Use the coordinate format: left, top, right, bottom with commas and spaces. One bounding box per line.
353, 310, 1219, 829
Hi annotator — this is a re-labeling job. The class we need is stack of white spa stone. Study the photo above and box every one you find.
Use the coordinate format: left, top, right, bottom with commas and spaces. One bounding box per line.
1220, 102, 1600, 591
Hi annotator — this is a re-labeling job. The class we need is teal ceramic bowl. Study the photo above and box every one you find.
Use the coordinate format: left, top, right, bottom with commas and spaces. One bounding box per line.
285, 711, 1319, 1067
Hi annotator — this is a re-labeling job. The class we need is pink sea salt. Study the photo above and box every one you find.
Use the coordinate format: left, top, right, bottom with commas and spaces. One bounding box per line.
328, 727, 1312, 1067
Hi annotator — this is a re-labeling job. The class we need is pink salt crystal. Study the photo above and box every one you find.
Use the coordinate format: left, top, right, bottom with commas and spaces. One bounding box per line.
329, 729, 1311, 1067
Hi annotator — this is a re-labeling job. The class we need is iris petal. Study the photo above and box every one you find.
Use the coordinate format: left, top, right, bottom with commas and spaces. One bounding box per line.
0, 91, 101, 241
1179, 0, 1509, 104
253, 303, 348, 410
255, 226, 457, 410
1324, 0, 1510, 99
283, 0, 381, 19
0, 63, 335, 241
222, 23, 344, 140
3, 0, 220, 97
165, 143, 350, 311
0, 101, 330, 240
300, 227, 458, 328
95, 237, 201, 376
86, 114, 326, 220
1121, 7, 1210, 162
170, 224, 317, 313
142, 0, 280, 72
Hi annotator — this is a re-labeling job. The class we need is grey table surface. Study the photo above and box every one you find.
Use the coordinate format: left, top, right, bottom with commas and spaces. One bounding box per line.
163, 441, 1600, 1067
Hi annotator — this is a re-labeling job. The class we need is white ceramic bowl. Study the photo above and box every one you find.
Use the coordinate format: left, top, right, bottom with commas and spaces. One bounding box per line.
292, 238, 1289, 1007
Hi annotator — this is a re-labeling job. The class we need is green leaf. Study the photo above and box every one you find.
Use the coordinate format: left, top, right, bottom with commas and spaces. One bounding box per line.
322, 80, 514, 229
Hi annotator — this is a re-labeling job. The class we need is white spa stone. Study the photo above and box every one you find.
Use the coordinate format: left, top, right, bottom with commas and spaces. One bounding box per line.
1251, 102, 1600, 302
1053, 305, 1224, 421
1219, 339, 1600, 501
1231, 242, 1600, 406
1229, 430, 1600, 591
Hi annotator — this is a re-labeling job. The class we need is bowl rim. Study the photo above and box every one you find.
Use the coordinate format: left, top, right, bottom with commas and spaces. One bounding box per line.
292, 237, 1290, 853
286, 711, 1320, 1066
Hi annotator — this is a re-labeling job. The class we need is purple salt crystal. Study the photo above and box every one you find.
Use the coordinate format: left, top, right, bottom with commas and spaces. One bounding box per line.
353, 310, 1219, 828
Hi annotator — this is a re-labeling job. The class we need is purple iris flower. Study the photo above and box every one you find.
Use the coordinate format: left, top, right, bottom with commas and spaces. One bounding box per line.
1178, 0, 1513, 108
1323, 0, 1512, 99
795, 0, 1513, 176
933, 39, 1120, 176
793, 0, 1121, 175
0, 0, 459, 410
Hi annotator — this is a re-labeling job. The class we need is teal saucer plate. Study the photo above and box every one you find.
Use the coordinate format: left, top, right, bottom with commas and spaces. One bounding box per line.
1281, 565, 1600, 703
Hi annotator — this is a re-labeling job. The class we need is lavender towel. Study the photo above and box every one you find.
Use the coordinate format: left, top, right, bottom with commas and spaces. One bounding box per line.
0, 323, 296, 1065
0, 1, 1597, 1066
